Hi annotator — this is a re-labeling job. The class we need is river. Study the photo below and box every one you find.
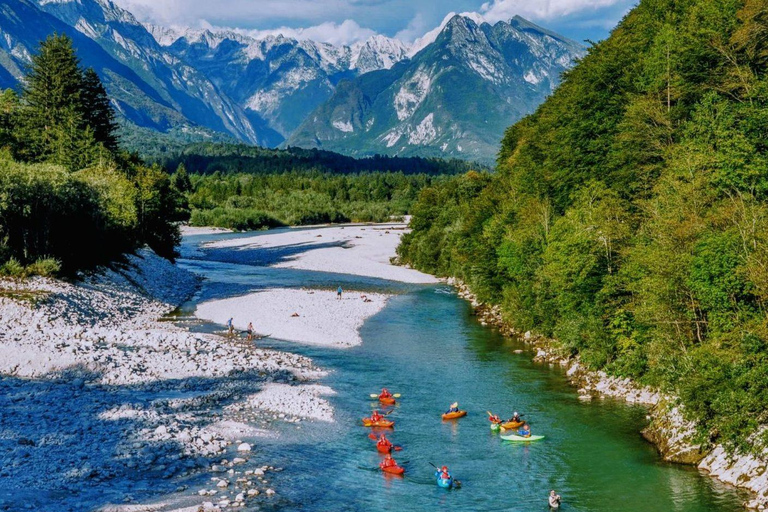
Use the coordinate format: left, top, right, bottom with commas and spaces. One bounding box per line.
178, 227, 748, 511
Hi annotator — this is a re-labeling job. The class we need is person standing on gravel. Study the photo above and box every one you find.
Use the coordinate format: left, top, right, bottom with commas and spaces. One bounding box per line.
337, 286, 343, 300
227, 317, 234, 336
246, 322, 254, 341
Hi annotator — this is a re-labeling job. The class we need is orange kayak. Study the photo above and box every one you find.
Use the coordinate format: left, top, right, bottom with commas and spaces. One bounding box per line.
442, 410, 468, 420
379, 396, 396, 405
380, 464, 405, 475
500, 420, 524, 430
376, 443, 392, 453
362, 418, 395, 428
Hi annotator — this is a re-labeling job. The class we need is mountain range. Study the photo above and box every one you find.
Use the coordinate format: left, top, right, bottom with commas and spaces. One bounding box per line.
0, 0, 586, 164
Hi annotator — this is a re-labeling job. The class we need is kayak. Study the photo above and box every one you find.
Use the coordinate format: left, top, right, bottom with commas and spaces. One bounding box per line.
437, 477, 453, 489
490, 422, 501, 432
442, 410, 467, 420
379, 396, 396, 405
500, 433, 545, 442
362, 418, 395, 428
500, 420, 524, 430
376, 443, 392, 454
380, 464, 405, 475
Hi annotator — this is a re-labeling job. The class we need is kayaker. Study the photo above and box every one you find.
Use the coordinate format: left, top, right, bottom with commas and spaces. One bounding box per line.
507, 411, 522, 423
488, 413, 502, 424
549, 490, 562, 509
379, 453, 398, 469
370, 410, 384, 422
377, 434, 392, 450
379, 388, 392, 399
435, 465, 451, 480
445, 402, 460, 414
517, 423, 532, 438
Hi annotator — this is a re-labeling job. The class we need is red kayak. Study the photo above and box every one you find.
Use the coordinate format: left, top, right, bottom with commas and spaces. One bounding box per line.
379, 396, 396, 406
380, 464, 405, 475
376, 443, 392, 454
362, 418, 395, 428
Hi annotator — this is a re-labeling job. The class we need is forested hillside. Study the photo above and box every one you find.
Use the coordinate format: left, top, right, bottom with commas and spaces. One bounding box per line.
0, 34, 187, 274
398, 0, 768, 451
140, 141, 480, 176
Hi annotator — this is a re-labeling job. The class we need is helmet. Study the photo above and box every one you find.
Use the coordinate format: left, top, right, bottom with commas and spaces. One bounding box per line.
513, 411, 518, 415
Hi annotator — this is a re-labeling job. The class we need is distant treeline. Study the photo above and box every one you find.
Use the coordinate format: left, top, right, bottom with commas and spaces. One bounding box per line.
181, 169, 453, 231
144, 141, 483, 176
0, 34, 187, 275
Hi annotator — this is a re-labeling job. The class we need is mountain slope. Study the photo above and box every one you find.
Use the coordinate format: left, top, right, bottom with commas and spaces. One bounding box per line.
0, 0, 265, 144
286, 15, 585, 164
155, 29, 409, 144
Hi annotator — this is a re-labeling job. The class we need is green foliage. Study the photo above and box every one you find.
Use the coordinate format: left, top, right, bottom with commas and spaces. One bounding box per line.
26, 257, 61, 277
0, 34, 186, 271
1, 257, 26, 278
398, 0, 768, 452
188, 170, 450, 230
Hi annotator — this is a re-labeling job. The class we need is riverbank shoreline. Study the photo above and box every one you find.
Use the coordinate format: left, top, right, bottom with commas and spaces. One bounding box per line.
448, 278, 768, 510
0, 248, 332, 512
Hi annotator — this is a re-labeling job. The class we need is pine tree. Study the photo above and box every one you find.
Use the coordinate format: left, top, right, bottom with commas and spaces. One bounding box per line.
24, 34, 84, 133
21, 34, 85, 165
170, 162, 192, 193
81, 68, 119, 152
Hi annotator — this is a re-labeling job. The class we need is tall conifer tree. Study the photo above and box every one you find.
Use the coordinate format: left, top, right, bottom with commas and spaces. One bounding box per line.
81, 68, 119, 152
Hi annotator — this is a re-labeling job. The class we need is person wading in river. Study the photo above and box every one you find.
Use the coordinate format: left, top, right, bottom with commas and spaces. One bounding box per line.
549, 490, 562, 509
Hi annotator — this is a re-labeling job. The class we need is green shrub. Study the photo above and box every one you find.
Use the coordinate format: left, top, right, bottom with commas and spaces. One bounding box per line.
1, 257, 26, 278
27, 257, 61, 277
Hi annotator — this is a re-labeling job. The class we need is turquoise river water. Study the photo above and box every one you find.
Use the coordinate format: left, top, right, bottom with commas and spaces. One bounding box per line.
178, 228, 748, 512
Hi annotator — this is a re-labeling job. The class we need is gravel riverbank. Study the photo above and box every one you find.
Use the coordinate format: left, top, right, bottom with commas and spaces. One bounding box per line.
0, 249, 329, 512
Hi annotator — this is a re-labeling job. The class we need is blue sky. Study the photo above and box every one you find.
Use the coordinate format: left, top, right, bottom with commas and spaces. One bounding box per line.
115, 0, 638, 45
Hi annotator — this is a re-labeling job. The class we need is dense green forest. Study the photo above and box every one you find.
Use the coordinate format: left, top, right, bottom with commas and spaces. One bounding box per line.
141, 140, 480, 176
398, 0, 768, 451
183, 170, 449, 230
0, 34, 187, 274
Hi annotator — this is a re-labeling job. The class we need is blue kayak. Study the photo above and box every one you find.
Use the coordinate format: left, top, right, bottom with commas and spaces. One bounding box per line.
437, 477, 453, 489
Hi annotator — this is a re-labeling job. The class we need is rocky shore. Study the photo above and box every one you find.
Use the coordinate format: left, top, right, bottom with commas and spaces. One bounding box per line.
450, 278, 768, 510
0, 249, 330, 512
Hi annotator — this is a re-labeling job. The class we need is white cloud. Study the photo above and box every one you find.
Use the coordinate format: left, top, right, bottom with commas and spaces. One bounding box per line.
394, 13, 429, 42
244, 20, 376, 46
480, 0, 625, 22
113, 0, 356, 26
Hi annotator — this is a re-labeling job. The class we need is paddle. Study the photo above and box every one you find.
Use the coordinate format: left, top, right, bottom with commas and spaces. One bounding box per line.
369, 393, 402, 398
